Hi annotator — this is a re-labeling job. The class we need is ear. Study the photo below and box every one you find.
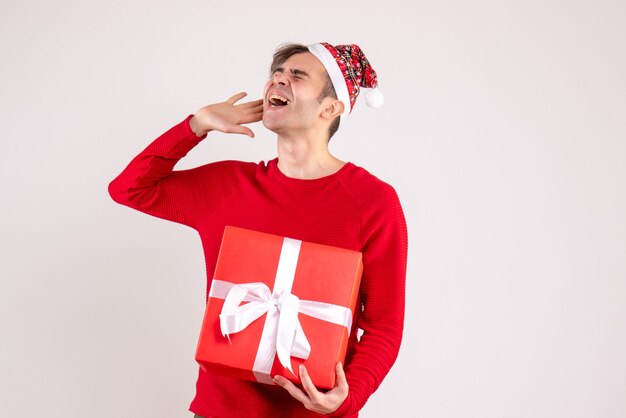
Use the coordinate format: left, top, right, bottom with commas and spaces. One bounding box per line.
321, 99, 345, 121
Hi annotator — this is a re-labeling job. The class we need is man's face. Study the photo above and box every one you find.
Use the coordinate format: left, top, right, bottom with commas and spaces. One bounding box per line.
262, 52, 330, 136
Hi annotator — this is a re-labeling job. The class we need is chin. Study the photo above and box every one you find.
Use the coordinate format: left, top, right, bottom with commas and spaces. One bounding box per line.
262, 116, 282, 134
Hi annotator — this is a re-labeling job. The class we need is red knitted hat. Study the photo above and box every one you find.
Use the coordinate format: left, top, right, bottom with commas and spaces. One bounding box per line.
307, 42, 384, 117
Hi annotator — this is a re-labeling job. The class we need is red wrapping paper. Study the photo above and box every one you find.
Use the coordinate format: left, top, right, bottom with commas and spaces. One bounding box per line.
195, 226, 363, 389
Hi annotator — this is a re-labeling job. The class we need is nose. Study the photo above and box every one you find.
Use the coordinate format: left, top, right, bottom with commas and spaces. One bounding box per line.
272, 71, 288, 86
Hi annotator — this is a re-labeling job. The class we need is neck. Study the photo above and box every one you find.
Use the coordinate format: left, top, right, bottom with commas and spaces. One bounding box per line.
276, 130, 345, 179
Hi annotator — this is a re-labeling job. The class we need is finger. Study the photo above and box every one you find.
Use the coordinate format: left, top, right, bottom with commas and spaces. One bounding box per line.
243, 104, 265, 115
238, 106, 263, 119
227, 92, 248, 104
225, 124, 255, 138
335, 362, 349, 391
250, 107, 264, 116
240, 112, 263, 124
239, 107, 263, 119
243, 105, 264, 116
299, 364, 322, 402
239, 99, 264, 109
273, 375, 310, 406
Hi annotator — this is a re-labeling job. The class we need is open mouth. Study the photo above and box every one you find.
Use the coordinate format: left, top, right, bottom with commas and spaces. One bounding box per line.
268, 94, 290, 107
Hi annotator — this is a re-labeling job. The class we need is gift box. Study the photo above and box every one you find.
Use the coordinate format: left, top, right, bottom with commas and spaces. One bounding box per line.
195, 225, 363, 389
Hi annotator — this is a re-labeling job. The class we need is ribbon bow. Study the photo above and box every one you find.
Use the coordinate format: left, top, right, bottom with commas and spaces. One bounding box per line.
218, 282, 311, 374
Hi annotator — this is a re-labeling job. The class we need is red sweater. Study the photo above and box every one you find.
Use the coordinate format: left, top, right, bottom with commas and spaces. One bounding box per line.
108, 115, 408, 418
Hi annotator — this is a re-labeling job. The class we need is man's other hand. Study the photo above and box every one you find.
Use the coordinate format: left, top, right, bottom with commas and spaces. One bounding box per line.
273, 362, 349, 415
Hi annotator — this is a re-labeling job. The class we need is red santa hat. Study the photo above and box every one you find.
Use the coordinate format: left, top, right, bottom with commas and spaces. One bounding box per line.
307, 42, 384, 117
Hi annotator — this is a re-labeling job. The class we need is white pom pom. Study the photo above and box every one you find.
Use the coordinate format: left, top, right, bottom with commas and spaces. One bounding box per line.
365, 87, 384, 108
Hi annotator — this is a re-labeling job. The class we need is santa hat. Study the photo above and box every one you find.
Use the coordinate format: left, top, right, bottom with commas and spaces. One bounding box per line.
307, 42, 384, 117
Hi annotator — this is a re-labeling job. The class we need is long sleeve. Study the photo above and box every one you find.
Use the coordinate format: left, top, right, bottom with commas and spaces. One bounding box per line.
108, 114, 208, 230
328, 185, 408, 417
109, 119, 408, 416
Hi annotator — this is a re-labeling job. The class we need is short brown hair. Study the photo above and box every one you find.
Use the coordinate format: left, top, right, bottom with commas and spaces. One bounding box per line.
269, 43, 341, 141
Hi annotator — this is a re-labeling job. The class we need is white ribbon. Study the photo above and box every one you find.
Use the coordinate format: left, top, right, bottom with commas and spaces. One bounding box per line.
208, 237, 354, 382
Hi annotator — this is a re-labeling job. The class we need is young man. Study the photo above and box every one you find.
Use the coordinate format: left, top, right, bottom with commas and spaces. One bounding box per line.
109, 42, 407, 418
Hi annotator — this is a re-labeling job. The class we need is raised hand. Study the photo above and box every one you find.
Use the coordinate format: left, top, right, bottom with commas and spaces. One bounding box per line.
273, 362, 349, 415
190, 92, 264, 138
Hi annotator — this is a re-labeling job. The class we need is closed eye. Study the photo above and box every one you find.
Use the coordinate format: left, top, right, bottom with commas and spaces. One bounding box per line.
292, 69, 309, 79
272, 68, 309, 80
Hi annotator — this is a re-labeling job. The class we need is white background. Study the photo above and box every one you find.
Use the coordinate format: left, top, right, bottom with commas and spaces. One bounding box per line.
1, 0, 625, 417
